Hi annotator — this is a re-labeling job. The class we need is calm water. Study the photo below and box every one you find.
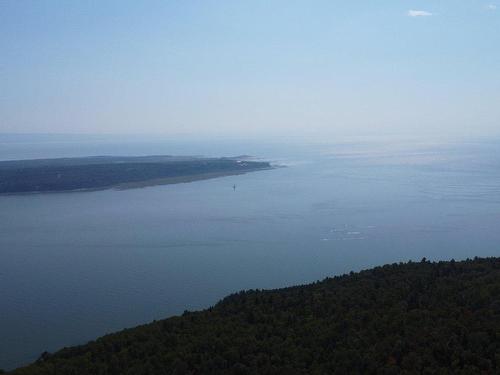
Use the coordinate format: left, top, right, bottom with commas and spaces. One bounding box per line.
1, 135, 500, 370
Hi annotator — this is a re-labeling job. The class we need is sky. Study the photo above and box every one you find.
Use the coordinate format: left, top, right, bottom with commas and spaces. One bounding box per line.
0, 1, 499, 139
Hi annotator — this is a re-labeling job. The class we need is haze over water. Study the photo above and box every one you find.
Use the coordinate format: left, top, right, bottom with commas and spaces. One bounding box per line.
1, 135, 500, 370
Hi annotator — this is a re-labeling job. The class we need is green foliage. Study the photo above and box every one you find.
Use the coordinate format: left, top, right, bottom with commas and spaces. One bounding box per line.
0, 157, 270, 193
11, 257, 500, 374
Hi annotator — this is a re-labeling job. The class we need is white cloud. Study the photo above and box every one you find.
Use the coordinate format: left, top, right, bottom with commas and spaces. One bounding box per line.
408, 9, 433, 17
487, 4, 497, 10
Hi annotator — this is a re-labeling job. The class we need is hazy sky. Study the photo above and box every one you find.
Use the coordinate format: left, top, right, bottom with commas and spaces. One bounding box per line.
1, 1, 499, 138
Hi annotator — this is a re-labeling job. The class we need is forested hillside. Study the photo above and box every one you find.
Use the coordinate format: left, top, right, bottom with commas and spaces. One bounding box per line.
11, 257, 500, 374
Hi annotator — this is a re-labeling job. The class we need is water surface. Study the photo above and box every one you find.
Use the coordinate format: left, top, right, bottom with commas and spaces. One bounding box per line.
1, 136, 500, 370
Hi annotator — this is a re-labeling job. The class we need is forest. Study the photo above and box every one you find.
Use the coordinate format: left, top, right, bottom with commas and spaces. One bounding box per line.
10, 257, 500, 374
0, 156, 271, 194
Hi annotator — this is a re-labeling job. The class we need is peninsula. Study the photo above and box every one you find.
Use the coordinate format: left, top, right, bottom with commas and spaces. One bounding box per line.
0, 156, 272, 194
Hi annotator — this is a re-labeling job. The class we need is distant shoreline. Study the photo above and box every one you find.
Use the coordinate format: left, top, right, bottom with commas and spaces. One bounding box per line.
0, 156, 273, 195
0, 167, 273, 196
114, 168, 273, 190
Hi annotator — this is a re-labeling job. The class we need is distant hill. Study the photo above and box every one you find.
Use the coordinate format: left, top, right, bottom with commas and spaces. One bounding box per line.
10, 257, 500, 374
0, 156, 271, 194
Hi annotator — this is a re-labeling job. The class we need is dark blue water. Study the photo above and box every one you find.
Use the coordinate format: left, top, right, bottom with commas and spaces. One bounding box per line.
1, 135, 500, 370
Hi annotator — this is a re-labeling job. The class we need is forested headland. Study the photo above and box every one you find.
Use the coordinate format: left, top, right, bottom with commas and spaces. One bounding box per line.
10, 257, 500, 374
0, 156, 271, 194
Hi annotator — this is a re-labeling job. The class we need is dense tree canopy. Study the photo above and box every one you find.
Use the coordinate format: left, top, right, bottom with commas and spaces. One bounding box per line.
11, 257, 500, 374
0, 156, 270, 193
